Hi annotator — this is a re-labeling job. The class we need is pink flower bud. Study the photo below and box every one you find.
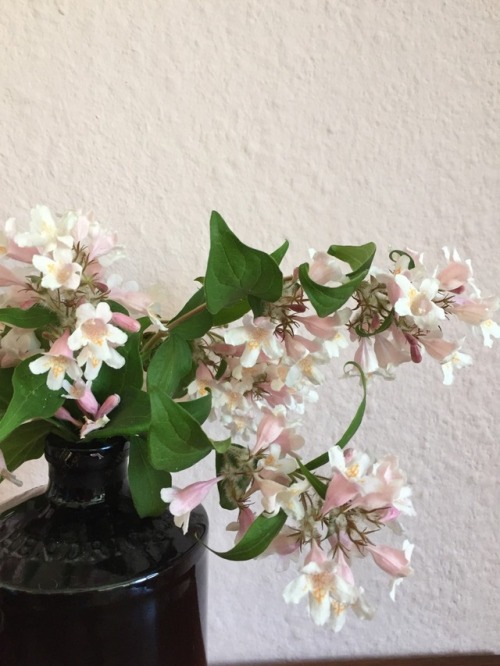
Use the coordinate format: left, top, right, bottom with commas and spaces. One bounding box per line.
404, 334, 422, 364
54, 407, 82, 428
96, 394, 121, 419
111, 312, 141, 333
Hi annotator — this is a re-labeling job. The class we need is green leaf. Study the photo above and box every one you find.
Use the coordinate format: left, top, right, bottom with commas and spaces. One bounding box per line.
148, 392, 212, 472
211, 437, 232, 454
298, 242, 376, 318
306, 362, 367, 471
271, 239, 290, 265
297, 459, 327, 499
247, 294, 266, 318
211, 299, 251, 327
128, 435, 171, 518
147, 334, 193, 397
355, 310, 394, 338
327, 242, 377, 277
168, 287, 213, 340
0, 368, 14, 413
204, 211, 283, 314
0, 420, 52, 476
209, 240, 289, 327
389, 249, 416, 270
177, 393, 212, 425
212, 510, 287, 561
106, 300, 129, 315
0, 358, 65, 445
0, 305, 59, 328
84, 388, 151, 441
214, 359, 227, 381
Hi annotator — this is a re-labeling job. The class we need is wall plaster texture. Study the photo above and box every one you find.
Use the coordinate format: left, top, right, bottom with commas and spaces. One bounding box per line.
0, 1, 499, 663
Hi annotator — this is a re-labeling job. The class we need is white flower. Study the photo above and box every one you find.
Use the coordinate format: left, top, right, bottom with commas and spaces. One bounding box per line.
29, 353, 82, 390
256, 443, 298, 476
0, 328, 41, 368
224, 315, 283, 368
274, 478, 310, 520
15, 206, 75, 252
32, 248, 82, 290
285, 352, 326, 387
328, 446, 371, 481
283, 550, 357, 626
29, 331, 82, 390
308, 249, 345, 286
394, 274, 446, 330
322, 330, 350, 358
441, 349, 473, 385
480, 319, 500, 348
68, 302, 128, 380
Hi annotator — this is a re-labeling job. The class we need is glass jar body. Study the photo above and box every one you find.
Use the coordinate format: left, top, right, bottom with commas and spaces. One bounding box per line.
0, 436, 208, 666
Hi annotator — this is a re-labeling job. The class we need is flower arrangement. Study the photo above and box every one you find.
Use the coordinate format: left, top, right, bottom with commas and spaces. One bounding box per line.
0, 205, 497, 631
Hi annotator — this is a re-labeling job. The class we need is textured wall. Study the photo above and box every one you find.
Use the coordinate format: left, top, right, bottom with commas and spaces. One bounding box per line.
1, 1, 499, 662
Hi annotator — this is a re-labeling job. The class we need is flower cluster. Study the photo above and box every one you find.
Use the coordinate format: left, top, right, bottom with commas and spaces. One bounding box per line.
0, 206, 497, 631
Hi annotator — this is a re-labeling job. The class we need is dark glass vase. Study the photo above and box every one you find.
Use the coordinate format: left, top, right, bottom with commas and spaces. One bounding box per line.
0, 436, 208, 666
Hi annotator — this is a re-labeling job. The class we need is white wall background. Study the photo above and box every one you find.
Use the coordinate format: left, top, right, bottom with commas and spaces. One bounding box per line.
1, 1, 499, 662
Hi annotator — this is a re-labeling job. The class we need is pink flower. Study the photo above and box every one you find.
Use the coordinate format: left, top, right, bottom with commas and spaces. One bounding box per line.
79, 394, 121, 439
437, 260, 471, 292
365, 540, 414, 600
252, 411, 287, 454
322, 472, 360, 513
365, 542, 413, 577
226, 506, 256, 543
161, 477, 221, 534
420, 333, 457, 362
63, 379, 99, 417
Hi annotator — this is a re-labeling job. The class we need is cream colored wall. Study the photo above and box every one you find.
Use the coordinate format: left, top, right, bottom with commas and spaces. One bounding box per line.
1, 1, 499, 662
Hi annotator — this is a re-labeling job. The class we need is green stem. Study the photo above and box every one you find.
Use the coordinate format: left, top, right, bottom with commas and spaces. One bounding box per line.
141, 330, 165, 356
167, 303, 208, 330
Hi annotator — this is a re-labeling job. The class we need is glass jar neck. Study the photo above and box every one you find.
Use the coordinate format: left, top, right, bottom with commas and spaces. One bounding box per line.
45, 436, 129, 508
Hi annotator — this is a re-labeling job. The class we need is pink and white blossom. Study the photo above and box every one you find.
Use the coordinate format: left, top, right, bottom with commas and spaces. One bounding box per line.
68, 302, 128, 380
32, 248, 83, 291
15, 206, 75, 252
161, 477, 221, 534
224, 315, 283, 368
393, 274, 446, 330
440, 349, 473, 385
29, 331, 82, 390
283, 542, 357, 627
0, 328, 41, 368
79, 393, 120, 438
62, 379, 99, 417
307, 249, 345, 286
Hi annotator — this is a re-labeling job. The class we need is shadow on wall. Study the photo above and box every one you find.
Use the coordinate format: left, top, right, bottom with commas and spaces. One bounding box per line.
210, 654, 499, 666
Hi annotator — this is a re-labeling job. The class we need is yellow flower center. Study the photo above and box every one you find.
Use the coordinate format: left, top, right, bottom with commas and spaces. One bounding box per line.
82, 319, 107, 345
